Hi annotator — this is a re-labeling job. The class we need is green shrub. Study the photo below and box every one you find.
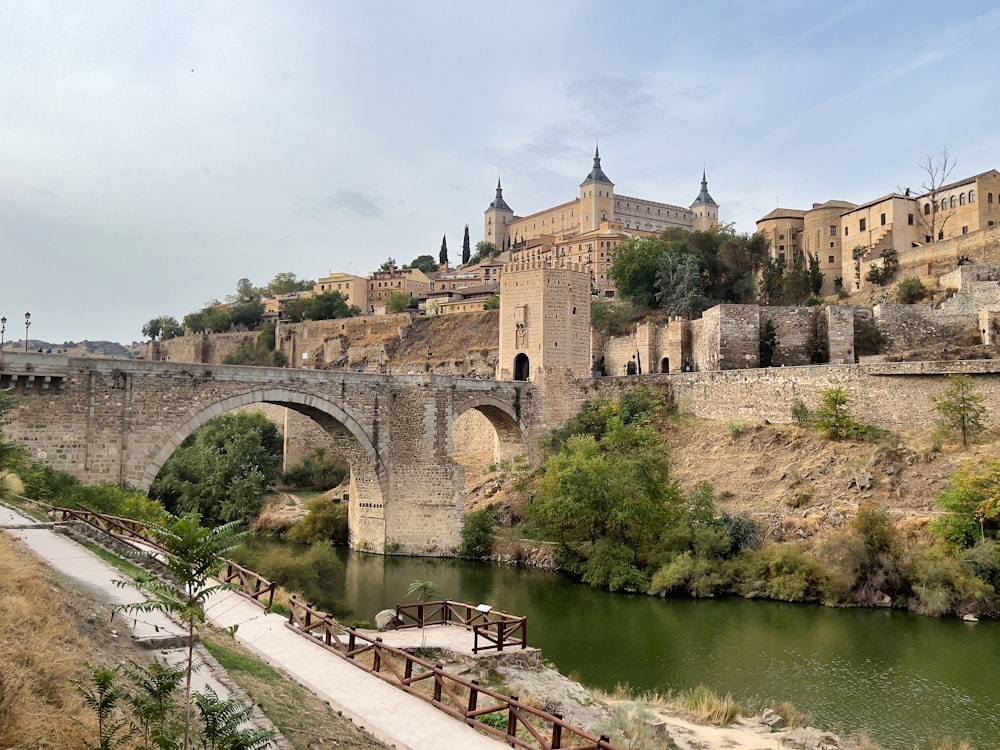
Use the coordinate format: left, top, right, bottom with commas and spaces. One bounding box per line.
791, 399, 812, 427
582, 539, 649, 593
854, 320, 886, 356
459, 509, 497, 560
287, 498, 348, 545
896, 277, 928, 304
738, 545, 828, 602
813, 387, 871, 440
649, 552, 731, 598
281, 448, 347, 491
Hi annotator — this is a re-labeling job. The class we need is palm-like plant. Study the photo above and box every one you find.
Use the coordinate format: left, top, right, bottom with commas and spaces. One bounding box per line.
406, 579, 440, 648
113, 512, 245, 750
193, 687, 275, 750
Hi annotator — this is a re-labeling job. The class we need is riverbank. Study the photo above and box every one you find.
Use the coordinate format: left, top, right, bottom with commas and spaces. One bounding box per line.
2, 500, 893, 750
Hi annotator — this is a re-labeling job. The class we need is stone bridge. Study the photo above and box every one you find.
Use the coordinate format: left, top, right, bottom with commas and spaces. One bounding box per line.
0, 353, 537, 555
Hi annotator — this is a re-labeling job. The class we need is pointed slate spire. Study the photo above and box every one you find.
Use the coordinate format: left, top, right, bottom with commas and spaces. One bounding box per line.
487, 172, 512, 212
581, 143, 613, 186
691, 168, 717, 207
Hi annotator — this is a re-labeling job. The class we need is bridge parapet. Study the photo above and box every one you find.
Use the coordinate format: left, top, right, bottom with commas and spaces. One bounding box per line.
0, 353, 69, 391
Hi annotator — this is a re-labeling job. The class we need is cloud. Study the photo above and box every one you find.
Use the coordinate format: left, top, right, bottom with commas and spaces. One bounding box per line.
293, 190, 384, 220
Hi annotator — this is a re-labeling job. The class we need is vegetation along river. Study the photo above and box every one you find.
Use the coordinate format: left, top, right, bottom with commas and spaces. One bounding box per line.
234, 539, 999, 749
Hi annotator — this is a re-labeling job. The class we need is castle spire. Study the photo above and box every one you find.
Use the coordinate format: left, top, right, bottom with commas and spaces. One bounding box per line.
581, 142, 613, 186
691, 167, 717, 207
488, 172, 512, 212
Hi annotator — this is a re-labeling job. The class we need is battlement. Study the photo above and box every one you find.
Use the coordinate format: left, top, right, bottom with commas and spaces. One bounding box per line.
501, 260, 588, 275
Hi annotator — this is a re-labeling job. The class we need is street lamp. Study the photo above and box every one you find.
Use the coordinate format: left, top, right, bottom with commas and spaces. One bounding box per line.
24, 312, 30, 352
0, 317, 6, 351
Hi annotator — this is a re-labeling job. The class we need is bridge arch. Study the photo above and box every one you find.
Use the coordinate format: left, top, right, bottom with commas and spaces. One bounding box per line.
139, 388, 383, 492
451, 394, 528, 464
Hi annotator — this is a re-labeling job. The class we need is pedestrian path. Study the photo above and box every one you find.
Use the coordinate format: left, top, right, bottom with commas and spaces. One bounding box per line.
1, 504, 505, 750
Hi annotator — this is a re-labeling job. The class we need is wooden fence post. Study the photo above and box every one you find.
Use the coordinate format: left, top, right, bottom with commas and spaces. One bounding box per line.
467, 679, 479, 714
507, 696, 518, 741
551, 713, 563, 749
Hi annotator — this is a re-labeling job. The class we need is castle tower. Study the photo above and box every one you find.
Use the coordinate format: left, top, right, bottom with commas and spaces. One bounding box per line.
484, 175, 514, 251
579, 145, 615, 233
497, 261, 592, 383
690, 168, 719, 232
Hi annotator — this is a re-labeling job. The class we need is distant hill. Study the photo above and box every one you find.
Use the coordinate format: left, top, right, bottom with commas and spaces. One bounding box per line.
3, 340, 142, 359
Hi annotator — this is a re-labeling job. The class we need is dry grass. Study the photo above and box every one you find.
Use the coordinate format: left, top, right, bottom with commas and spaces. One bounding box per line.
0, 533, 95, 749
670, 685, 740, 725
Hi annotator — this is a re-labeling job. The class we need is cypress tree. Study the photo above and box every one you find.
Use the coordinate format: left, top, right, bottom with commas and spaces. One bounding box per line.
439, 234, 448, 265
462, 225, 471, 265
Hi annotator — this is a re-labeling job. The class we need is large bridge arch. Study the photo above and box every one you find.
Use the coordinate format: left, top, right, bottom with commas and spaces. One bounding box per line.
139, 387, 383, 492
451, 394, 528, 464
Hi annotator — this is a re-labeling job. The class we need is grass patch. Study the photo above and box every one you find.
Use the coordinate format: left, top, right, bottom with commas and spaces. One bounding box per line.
201, 628, 389, 750
672, 685, 740, 725
78, 539, 148, 580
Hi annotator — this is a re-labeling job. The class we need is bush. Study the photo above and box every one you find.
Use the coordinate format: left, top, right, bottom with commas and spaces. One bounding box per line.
896, 277, 928, 304
287, 498, 348, 545
813, 387, 868, 441
281, 448, 347, 491
854, 321, 886, 356
582, 539, 649, 593
791, 399, 812, 427
459, 509, 497, 560
737, 545, 828, 602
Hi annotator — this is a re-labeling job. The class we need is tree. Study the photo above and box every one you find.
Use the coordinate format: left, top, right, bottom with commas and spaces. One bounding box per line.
808, 253, 824, 296
467, 241, 496, 267
384, 291, 412, 314
934, 461, 1000, 546
529, 417, 684, 589
462, 225, 471, 265
113, 512, 247, 750
917, 147, 957, 243
306, 291, 361, 321
378, 257, 397, 273
896, 277, 928, 304
865, 248, 899, 287
202, 306, 233, 334
459, 509, 497, 560
150, 412, 282, 525
439, 234, 448, 266
228, 278, 262, 305
933, 373, 986, 446
182, 310, 206, 334
142, 316, 183, 342
813, 386, 866, 440
483, 293, 500, 310
406, 579, 441, 647
405, 254, 438, 274
609, 237, 669, 308
263, 271, 314, 298
229, 300, 264, 329
655, 251, 708, 317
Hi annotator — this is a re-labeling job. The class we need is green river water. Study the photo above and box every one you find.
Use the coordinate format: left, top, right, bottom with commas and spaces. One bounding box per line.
235, 539, 999, 749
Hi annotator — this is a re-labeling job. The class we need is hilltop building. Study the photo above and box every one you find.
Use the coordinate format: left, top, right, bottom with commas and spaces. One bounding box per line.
485, 147, 720, 296
758, 170, 1000, 294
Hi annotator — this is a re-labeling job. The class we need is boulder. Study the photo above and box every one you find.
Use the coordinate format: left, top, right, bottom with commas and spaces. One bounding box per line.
873, 591, 893, 608
761, 708, 786, 730
375, 608, 402, 631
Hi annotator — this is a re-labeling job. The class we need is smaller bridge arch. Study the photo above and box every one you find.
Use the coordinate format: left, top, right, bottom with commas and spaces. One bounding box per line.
139, 388, 383, 492
451, 394, 528, 464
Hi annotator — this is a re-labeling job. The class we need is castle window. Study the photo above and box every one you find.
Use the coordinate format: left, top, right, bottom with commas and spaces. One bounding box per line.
830, 225, 837, 236
908, 213, 914, 225
830, 242, 835, 248
990, 193, 995, 204
779, 234, 785, 240
962, 226, 969, 235
938, 231, 944, 240
960, 193, 966, 205
924, 203, 931, 215
970, 190, 977, 203
859, 218, 866, 231
880, 213, 886, 226
950, 196, 957, 209
845, 227, 849, 236
829, 255, 835, 264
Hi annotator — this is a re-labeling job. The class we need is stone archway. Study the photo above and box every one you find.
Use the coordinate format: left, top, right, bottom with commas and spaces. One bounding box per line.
513, 353, 530, 381
139, 388, 388, 551
661, 357, 670, 374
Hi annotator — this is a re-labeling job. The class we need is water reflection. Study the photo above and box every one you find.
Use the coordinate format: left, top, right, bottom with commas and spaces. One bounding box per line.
237, 539, 997, 749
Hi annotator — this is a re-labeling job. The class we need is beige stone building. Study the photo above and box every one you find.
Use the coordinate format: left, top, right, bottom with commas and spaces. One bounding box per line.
366, 268, 430, 313
485, 147, 720, 296
757, 169, 1000, 293
314, 272, 369, 312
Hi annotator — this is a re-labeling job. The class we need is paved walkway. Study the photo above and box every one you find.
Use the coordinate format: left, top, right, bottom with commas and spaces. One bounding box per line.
1, 505, 505, 750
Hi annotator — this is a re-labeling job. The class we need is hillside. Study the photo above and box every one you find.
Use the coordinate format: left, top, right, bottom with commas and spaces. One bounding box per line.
469, 415, 991, 548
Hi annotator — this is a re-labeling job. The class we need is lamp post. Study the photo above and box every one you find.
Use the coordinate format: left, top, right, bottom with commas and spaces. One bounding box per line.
24, 312, 30, 352
1, 317, 6, 351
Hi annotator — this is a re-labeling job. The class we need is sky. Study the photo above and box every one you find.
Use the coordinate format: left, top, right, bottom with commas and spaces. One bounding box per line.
2, 1, 999, 345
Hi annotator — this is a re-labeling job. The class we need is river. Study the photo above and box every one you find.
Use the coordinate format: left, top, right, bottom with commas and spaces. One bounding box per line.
233, 539, 999, 749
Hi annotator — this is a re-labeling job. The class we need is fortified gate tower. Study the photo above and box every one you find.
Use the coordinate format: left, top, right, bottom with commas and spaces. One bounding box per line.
498, 261, 591, 424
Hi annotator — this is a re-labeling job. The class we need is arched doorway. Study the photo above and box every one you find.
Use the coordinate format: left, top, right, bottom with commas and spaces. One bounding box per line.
660, 357, 670, 373
513, 353, 530, 381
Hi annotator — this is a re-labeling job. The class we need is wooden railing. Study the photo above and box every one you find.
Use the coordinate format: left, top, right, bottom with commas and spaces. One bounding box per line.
48, 506, 276, 609
395, 600, 528, 652
218, 560, 277, 610
286, 597, 616, 750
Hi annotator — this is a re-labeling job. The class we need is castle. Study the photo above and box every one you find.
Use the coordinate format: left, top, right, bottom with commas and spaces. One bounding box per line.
485, 147, 719, 296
